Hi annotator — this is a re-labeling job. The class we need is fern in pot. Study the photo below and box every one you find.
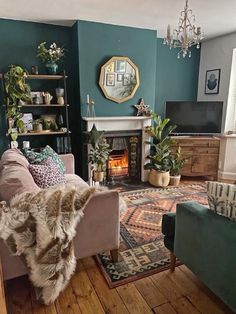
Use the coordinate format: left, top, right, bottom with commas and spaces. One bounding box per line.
144, 113, 176, 187
169, 146, 188, 186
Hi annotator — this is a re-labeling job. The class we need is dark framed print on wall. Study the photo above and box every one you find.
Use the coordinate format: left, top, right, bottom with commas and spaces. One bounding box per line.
205, 69, 221, 94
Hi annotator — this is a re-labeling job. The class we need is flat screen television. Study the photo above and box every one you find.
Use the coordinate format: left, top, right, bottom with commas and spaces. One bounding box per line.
165, 101, 223, 135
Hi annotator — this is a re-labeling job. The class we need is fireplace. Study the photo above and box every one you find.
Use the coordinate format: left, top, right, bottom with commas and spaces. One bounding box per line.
83, 116, 152, 182
106, 131, 141, 181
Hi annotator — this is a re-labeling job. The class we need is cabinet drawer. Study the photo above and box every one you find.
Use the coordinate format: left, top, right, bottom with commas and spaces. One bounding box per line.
191, 155, 218, 173
193, 147, 219, 154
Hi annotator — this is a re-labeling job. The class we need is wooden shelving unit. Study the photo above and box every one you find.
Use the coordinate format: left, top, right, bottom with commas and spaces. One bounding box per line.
21, 104, 69, 107
1, 70, 71, 153
0, 73, 67, 80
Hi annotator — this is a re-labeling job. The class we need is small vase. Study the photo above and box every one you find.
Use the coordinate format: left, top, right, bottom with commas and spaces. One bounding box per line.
45, 62, 58, 75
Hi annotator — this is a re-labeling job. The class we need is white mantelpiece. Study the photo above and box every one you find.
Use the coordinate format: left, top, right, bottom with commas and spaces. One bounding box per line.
83, 116, 152, 181
218, 134, 236, 181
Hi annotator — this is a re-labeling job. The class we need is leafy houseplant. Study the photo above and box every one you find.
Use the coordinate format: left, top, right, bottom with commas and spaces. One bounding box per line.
4, 65, 31, 142
86, 124, 111, 182
37, 42, 65, 74
144, 113, 176, 187
169, 146, 188, 186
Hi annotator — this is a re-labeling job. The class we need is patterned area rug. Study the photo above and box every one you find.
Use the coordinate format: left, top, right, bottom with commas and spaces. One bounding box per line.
95, 184, 208, 288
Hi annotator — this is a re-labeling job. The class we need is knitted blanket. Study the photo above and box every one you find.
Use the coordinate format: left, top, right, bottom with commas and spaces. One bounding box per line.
0, 185, 96, 304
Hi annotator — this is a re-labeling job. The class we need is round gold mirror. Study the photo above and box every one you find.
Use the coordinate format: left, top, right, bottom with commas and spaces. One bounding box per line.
99, 56, 140, 103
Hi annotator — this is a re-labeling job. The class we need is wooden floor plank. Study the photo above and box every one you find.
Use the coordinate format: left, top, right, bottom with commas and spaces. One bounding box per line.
134, 276, 167, 309
82, 257, 129, 314
70, 261, 105, 314
187, 291, 229, 314
6, 276, 33, 314
116, 283, 153, 314
171, 296, 200, 314
168, 266, 200, 296
153, 302, 177, 314
151, 270, 183, 302
55, 284, 82, 314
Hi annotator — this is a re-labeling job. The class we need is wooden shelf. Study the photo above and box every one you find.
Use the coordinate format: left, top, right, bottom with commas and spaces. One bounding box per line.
7, 131, 70, 137
0, 74, 67, 80
21, 104, 69, 107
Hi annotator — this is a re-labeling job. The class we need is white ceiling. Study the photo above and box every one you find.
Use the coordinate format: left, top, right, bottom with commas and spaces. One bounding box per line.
1, 0, 236, 39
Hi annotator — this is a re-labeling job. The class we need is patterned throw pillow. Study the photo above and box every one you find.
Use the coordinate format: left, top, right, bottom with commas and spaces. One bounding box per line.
29, 157, 66, 188
206, 181, 236, 222
22, 145, 65, 174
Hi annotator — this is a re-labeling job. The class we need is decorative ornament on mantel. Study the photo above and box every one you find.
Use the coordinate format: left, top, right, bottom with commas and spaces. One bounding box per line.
163, 0, 203, 58
134, 98, 152, 116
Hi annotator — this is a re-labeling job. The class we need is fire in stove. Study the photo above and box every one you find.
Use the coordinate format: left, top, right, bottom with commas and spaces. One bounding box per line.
108, 149, 129, 177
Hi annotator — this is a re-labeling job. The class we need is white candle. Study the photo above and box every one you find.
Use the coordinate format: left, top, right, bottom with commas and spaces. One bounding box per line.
87, 94, 90, 103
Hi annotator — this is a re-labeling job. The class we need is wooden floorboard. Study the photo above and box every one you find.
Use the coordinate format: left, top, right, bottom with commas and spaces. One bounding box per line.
5, 262, 233, 314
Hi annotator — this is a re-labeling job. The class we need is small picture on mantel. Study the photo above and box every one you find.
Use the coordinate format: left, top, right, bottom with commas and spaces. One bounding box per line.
205, 69, 221, 94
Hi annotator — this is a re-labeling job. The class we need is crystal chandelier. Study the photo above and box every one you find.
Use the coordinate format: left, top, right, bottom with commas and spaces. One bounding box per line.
163, 0, 203, 58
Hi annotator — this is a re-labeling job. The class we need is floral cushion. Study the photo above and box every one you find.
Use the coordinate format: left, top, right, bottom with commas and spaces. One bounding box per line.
29, 157, 66, 188
206, 181, 236, 222
22, 145, 65, 174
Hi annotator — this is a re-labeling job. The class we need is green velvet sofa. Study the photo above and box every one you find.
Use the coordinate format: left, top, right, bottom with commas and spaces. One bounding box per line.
162, 201, 236, 312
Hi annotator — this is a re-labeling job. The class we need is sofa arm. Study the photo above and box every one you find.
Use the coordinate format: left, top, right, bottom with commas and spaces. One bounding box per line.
59, 154, 75, 174
175, 201, 236, 311
74, 190, 120, 258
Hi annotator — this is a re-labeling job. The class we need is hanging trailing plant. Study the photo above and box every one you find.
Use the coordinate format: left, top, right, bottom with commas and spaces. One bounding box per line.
4, 65, 31, 139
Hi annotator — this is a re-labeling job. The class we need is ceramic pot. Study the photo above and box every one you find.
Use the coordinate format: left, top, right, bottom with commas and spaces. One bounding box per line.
32, 123, 43, 132
93, 171, 104, 182
148, 169, 170, 187
45, 62, 58, 75
169, 175, 181, 186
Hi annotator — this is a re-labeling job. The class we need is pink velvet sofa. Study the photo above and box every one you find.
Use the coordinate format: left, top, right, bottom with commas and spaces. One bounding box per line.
0, 149, 120, 280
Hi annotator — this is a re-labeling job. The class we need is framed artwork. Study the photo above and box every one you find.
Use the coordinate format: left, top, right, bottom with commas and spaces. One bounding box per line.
115, 60, 126, 73
21, 113, 33, 131
117, 74, 123, 82
205, 69, 221, 94
106, 73, 115, 86
123, 73, 131, 86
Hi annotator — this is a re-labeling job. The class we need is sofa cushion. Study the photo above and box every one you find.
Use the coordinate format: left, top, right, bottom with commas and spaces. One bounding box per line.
0, 149, 40, 203
22, 145, 65, 174
29, 157, 66, 188
65, 174, 89, 190
206, 181, 236, 222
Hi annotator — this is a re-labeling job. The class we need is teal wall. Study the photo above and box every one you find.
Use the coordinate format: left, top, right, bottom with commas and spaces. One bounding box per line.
0, 18, 74, 156
77, 21, 157, 116
0, 18, 200, 175
156, 38, 200, 115
76, 21, 200, 117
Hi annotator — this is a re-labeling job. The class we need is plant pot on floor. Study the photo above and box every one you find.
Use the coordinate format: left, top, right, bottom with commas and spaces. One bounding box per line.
93, 171, 104, 182
169, 175, 181, 186
148, 169, 170, 187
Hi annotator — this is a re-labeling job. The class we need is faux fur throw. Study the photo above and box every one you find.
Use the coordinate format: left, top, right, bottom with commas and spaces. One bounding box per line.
0, 185, 96, 304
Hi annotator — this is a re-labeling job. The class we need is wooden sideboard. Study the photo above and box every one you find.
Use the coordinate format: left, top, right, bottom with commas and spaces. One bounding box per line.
171, 136, 220, 179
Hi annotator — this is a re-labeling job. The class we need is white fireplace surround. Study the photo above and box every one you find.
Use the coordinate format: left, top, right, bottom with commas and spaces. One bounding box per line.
83, 116, 152, 181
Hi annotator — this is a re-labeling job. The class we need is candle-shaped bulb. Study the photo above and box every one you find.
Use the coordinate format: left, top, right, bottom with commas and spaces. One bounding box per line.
86, 94, 90, 103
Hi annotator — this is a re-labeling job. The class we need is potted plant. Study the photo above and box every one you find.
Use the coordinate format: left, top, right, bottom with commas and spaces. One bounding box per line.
4, 65, 31, 144
37, 42, 65, 74
169, 146, 188, 186
31, 119, 43, 132
86, 124, 111, 182
144, 113, 176, 187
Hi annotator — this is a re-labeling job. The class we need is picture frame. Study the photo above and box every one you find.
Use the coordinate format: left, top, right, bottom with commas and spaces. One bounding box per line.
115, 60, 126, 73
106, 73, 115, 86
123, 73, 131, 86
21, 113, 33, 131
117, 74, 123, 82
205, 69, 221, 94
